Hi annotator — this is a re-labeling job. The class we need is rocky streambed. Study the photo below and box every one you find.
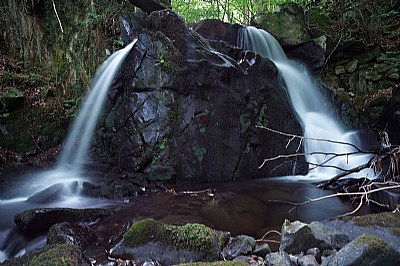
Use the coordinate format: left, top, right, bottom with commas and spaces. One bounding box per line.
1, 208, 399, 266
1, 177, 399, 266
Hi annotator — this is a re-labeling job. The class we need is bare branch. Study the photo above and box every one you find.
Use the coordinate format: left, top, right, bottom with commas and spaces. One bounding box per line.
52, 0, 64, 33
278, 184, 400, 213
256, 125, 367, 153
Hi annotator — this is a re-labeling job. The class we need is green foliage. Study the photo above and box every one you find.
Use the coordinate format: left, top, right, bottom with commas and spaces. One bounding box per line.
193, 145, 207, 163
171, 0, 313, 24
63, 96, 81, 117
155, 57, 176, 73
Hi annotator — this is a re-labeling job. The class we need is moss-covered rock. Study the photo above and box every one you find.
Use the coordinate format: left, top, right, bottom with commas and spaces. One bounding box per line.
110, 219, 228, 264
351, 212, 400, 227
252, 3, 310, 47
1, 244, 88, 266
321, 234, 400, 266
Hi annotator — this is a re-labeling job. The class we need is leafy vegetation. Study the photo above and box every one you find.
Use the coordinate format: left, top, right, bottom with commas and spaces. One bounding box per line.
171, 0, 314, 24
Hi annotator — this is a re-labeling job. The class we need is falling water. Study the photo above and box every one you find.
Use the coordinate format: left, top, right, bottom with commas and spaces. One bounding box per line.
238, 26, 372, 180
0, 40, 137, 262
27, 39, 138, 191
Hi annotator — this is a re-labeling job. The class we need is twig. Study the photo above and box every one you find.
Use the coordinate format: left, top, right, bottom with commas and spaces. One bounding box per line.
30, 134, 44, 153
52, 0, 64, 33
285, 184, 400, 213
256, 125, 366, 153
321, 35, 342, 72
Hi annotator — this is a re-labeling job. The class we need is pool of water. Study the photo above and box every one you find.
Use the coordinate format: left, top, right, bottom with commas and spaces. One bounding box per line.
0, 177, 373, 264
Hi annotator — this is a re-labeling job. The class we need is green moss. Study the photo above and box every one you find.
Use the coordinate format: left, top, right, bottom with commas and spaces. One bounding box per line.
26, 244, 81, 266
122, 219, 165, 247
352, 212, 400, 227
193, 145, 207, 163
168, 223, 215, 255
122, 219, 218, 257
354, 234, 390, 252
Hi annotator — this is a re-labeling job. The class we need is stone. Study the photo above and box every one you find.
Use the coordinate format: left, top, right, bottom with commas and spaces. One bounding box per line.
279, 220, 349, 254
47, 222, 97, 251
234, 255, 262, 266
387, 72, 399, 80
110, 219, 227, 265
252, 3, 311, 47
306, 247, 321, 263
335, 65, 346, 75
287, 40, 325, 71
321, 234, 400, 266
0, 87, 25, 112
192, 19, 241, 47
253, 242, 272, 258
345, 59, 358, 73
265, 251, 294, 266
95, 10, 306, 182
26, 182, 78, 203
222, 235, 256, 260
298, 254, 320, 266
0, 244, 89, 266
308, 221, 350, 250
14, 208, 112, 234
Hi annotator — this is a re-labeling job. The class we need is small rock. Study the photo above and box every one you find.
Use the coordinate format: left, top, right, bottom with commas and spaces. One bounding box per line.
265, 251, 294, 266
27, 183, 67, 203
222, 234, 256, 260
279, 220, 349, 254
47, 222, 97, 250
253, 242, 272, 258
298, 254, 320, 266
234, 255, 261, 266
306, 247, 321, 263
335, 65, 346, 75
345, 59, 358, 73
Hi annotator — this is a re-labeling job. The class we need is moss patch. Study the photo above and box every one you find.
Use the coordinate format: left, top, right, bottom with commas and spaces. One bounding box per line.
122, 219, 218, 257
352, 212, 400, 227
26, 244, 81, 266
354, 234, 390, 252
1, 244, 82, 266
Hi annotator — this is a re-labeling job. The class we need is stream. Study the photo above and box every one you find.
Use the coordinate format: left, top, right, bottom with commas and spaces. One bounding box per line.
0, 173, 375, 263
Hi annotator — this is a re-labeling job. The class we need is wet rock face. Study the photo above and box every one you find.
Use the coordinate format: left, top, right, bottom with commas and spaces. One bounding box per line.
94, 10, 306, 182
192, 19, 242, 47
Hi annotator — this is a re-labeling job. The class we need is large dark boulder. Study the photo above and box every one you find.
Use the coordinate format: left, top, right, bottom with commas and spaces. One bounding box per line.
14, 208, 112, 234
94, 10, 306, 182
321, 234, 400, 266
192, 19, 241, 47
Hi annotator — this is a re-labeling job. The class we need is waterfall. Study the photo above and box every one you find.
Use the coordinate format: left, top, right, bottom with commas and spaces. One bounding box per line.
28, 39, 138, 192
238, 26, 372, 180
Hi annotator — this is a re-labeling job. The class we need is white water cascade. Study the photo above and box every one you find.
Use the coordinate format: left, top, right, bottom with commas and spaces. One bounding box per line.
24, 39, 137, 196
238, 26, 372, 180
